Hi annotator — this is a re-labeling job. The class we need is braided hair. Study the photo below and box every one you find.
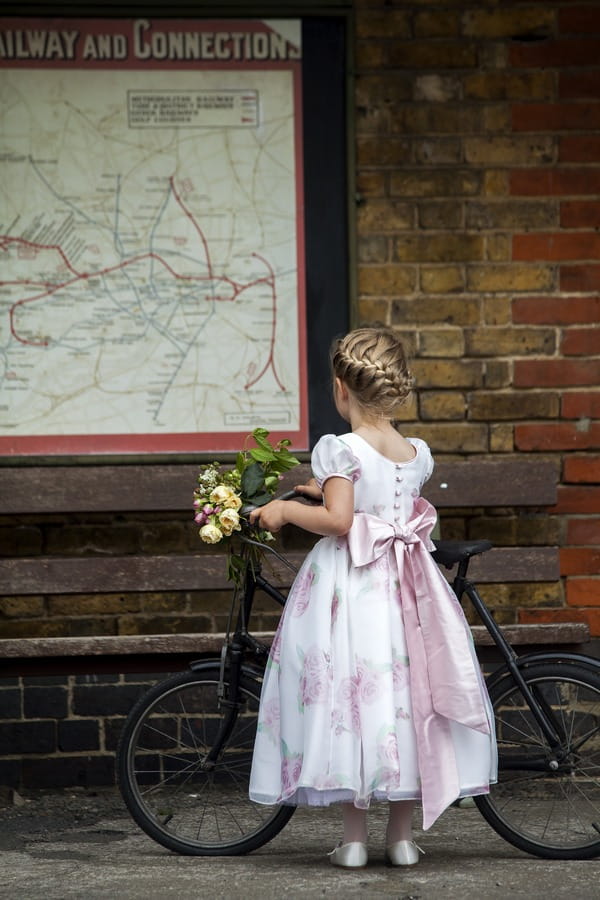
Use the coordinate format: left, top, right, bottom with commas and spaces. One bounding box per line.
330, 327, 414, 418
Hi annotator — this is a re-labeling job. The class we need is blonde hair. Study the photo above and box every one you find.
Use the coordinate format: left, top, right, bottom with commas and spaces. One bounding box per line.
330, 327, 414, 418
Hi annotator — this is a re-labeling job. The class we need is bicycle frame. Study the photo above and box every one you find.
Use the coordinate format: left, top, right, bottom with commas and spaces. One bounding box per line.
192, 552, 287, 766
451, 557, 598, 753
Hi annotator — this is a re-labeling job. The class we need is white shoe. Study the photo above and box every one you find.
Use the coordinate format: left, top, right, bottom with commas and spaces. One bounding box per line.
328, 841, 368, 868
385, 840, 423, 866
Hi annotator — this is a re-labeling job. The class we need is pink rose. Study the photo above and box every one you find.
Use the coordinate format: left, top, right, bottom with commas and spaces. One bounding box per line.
281, 754, 303, 793
378, 731, 400, 767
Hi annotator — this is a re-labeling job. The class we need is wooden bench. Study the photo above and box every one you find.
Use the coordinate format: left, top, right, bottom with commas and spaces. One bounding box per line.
0, 622, 591, 677
1, 455, 589, 675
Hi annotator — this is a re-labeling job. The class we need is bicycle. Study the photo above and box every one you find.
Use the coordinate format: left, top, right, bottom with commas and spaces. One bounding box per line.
117, 495, 600, 860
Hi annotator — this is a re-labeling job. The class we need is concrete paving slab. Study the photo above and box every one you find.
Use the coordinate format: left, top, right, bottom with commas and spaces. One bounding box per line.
0, 788, 598, 900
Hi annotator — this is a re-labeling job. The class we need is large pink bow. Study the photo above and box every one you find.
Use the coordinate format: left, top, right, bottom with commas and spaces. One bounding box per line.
347, 496, 491, 830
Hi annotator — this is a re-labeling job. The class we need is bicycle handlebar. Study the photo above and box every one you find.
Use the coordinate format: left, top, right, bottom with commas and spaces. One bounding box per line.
239, 488, 302, 520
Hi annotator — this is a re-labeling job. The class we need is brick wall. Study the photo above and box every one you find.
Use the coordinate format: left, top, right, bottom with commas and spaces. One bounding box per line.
1, 1, 599, 644
0, 672, 159, 789
354, 0, 600, 637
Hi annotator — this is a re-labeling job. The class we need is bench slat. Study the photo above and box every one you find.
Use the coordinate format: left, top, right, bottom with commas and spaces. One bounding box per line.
0, 457, 558, 514
0, 546, 559, 595
0, 622, 590, 660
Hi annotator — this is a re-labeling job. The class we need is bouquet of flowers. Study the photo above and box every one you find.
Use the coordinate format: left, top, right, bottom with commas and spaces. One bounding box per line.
193, 428, 300, 582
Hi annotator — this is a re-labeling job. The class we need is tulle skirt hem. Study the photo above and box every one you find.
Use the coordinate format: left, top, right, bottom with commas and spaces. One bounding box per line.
250, 782, 492, 813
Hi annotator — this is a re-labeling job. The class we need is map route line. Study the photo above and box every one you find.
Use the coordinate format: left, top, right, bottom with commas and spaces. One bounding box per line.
245, 250, 285, 392
168, 175, 214, 281
1, 175, 287, 394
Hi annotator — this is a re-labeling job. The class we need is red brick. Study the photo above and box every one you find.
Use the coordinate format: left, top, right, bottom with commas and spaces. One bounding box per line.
561, 328, 600, 356
559, 6, 600, 35
512, 103, 600, 132
564, 457, 600, 485
561, 265, 600, 292
561, 546, 600, 576
513, 295, 600, 324
513, 232, 600, 262
514, 359, 600, 387
518, 607, 588, 625
519, 606, 600, 636
560, 72, 600, 100
510, 168, 600, 196
567, 517, 600, 544
562, 392, 600, 419
559, 136, 600, 163
510, 39, 600, 68
566, 578, 600, 608
516, 423, 600, 452
561, 200, 600, 227
552, 485, 600, 514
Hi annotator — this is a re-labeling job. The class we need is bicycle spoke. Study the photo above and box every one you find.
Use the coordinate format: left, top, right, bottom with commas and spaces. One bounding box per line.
478, 663, 600, 859
118, 668, 294, 854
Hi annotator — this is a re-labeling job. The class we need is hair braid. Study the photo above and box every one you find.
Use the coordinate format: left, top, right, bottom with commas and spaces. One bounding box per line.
330, 327, 414, 418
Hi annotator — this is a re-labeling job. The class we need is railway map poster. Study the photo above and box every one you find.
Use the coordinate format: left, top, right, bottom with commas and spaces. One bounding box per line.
0, 18, 308, 454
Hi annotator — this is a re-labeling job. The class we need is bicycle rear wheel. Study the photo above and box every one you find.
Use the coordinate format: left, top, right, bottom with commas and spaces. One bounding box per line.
476, 661, 600, 859
117, 664, 295, 855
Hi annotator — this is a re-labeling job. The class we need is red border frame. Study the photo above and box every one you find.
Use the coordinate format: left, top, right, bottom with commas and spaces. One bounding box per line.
0, 17, 308, 454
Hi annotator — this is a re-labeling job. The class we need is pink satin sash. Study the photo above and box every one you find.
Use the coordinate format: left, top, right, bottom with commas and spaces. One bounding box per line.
346, 497, 491, 829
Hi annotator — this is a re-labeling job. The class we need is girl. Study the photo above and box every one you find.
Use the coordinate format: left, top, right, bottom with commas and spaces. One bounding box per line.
249, 327, 496, 868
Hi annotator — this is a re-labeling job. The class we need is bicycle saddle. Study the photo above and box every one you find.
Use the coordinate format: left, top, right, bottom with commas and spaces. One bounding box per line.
431, 539, 493, 569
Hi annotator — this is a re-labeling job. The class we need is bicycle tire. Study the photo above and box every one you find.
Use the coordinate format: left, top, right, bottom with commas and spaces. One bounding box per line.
117, 665, 295, 855
475, 661, 600, 859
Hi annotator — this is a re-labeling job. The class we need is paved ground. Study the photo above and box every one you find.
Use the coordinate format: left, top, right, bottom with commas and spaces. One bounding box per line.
0, 788, 598, 899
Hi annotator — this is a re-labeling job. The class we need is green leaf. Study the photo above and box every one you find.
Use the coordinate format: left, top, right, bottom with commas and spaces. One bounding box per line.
241, 461, 265, 496
251, 492, 272, 506
272, 452, 301, 472
249, 447, 276, 463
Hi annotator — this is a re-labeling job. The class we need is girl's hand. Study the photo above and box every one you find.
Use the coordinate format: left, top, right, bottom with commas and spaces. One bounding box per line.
249, 499, 288, 533
293, 478, 322, 503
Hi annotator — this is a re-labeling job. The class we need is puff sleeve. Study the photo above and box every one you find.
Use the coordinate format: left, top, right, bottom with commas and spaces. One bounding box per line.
311, 434, 362, 489
415, 438, 435, 488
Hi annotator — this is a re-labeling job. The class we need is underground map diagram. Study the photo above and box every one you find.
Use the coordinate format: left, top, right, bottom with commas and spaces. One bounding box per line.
0, 66, 304, 451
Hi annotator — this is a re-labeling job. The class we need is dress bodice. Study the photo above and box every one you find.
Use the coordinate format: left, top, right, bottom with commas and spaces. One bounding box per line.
311, 432, 434, 529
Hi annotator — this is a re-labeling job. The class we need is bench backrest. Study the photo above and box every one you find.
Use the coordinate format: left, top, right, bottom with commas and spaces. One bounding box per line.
0, 457, 560, 596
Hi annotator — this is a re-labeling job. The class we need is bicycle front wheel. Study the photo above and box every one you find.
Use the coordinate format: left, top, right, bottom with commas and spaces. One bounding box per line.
117, 665, 295, 855
476, 661, 600, 859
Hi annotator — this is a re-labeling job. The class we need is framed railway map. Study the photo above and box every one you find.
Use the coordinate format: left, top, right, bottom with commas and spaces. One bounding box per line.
0, 16, 328, 455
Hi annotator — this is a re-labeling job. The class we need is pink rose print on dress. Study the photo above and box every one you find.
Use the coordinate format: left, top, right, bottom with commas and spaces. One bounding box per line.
290, 562, 321, 617
367, 727, 402, 792
334, 657, 382, 736
377, 728, 400, 768
331, 588, 341, 629
280, 740, 303, 798
257, 697, 281, 744
261, 697, 280, 728
313, 773, 344, 790
267, 624, 283, 669
336, 676, 361, 735
392, 653, 409, 692
298, 646, 331, 708
356, 658, 382, 704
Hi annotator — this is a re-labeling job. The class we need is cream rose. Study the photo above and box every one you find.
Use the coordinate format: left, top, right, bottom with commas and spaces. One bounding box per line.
210, 484, 237, 505
222, 492, 242, 510
199, 522, 223, 544
219, 508, 241, 536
